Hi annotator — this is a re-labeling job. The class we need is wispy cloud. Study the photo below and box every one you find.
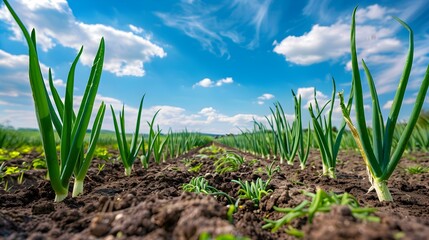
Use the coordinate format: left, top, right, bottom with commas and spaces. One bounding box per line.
0, 0, 166, 77
156, 0, 274, 57
193, 77, 233, 88
303, 0, 335, 23
128, 24, 143, 34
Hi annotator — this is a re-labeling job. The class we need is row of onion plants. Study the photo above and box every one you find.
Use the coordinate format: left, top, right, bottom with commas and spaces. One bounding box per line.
111, 97, 212, 175
219, 7, 429, 202
218, 92, 311, 170
4, 0, 212, 202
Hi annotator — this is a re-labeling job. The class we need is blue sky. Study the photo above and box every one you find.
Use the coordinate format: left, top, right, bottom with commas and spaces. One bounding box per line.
0, 0, 428, 134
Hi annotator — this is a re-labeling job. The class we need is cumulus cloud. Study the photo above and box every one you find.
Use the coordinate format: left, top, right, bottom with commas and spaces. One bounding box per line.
101, 96, 267, 134
193, 78, 214, 88
0, 92, 267, 134
193, 77, 234, 88
0, 0, 166, 77
215, 77, 233, 86
355, 4, 392, 23
274, 23, 350, 65
257, 93, 275, 105
274, 4, 429, 97
273, 5, 401, 66
296, 87, 329, 108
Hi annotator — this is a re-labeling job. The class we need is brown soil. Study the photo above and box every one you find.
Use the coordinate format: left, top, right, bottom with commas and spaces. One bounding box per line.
1, 143, 428, 240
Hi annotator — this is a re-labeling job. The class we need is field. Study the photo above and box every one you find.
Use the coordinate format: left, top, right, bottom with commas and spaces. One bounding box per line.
1, 138, 429, 239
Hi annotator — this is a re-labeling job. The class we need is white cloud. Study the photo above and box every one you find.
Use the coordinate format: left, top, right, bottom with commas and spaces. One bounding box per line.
258, 93, 275, 100
295, 86, 351, 124
193, 77, 234, 88
274, 23, 350, 65
0, 91, 268, 134
45, 79, 66, 87
276, 4, 404, 66
100, 96, 268, 134
383, 100, 394, 109
296, 87, 329, 108
273, 14, 401, 66
355, 4, 393, 23
215, 77, 233, 86
0, 0, 166, 77
193, 78, 214, 88
257, 93, 275, 105
275, 4, 429, 98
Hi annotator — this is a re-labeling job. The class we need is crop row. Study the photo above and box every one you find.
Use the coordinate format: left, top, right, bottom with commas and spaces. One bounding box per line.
2, 0, 428, 204
218, 7, 429, 202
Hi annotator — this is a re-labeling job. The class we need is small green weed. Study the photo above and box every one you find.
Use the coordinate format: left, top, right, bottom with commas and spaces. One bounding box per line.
263, 188, 379, 235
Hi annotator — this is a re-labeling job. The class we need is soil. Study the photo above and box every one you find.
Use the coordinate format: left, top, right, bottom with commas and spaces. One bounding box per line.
1, 142, 429, 240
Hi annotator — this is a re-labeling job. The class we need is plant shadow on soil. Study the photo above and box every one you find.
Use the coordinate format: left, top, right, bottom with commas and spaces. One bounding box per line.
1, 143, 429, 240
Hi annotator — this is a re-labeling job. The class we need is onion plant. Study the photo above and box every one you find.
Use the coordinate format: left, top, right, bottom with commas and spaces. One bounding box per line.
214, 152, 244, 174
110, 96, 145, 176
166, 129, 211, 159
265, 92, 311, 167
233, 122, 271, 158
292, 91, 312, 170
182, 176, 234, 203
140, 111, 158, 168
267, 100, 299, 165
340, 131, 358, 150
217, 123, 274, 159
406, 114, 429, 152
339, 7, 429, 201
232, 178, 272, 206
149, 125, 169, 164
140, 111, 169, 168
265, 162, 280, 180
308, 79, 353, 178
413, 119, 429, 152
4, 0, 106, 201
217, 134, 251, 155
